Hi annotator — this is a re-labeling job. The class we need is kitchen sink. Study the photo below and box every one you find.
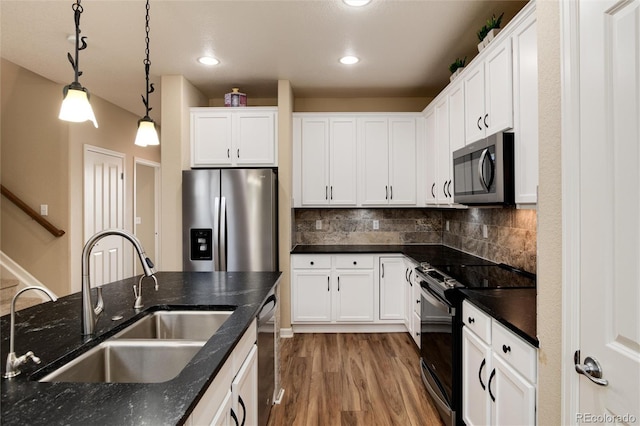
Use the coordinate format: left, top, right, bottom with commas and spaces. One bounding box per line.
113, 310, 233, 340
39, 309, 234, 383
39, 340, 205, 383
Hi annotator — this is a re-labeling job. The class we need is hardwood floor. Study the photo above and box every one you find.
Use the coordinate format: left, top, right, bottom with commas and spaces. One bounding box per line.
268, 333, 445, 426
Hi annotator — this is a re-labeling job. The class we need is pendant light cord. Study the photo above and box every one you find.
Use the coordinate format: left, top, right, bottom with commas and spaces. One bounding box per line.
68, 0, 88, 86
141, 0, 154, 119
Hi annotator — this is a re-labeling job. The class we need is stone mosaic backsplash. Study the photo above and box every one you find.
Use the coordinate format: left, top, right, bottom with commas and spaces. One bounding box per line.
294, 207, 537, 274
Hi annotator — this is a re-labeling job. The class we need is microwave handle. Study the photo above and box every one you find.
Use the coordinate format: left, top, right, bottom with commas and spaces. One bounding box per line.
478, 148, 495, 192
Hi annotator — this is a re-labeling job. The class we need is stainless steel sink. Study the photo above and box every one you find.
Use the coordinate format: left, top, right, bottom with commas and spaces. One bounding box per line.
113, 310, 233, 340
39, 310, 234, 383
39, 340, 204, 383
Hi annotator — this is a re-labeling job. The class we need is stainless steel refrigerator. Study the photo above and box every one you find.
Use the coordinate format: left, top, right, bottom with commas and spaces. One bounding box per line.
182, 168, 278, 272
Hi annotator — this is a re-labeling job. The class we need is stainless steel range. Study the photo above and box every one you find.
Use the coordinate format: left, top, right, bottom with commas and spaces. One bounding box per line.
415, 261, 535, 426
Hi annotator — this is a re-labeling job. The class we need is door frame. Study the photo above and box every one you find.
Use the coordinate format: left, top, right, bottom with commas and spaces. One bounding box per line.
560, 0, 590, 423
133, 157, 161, 270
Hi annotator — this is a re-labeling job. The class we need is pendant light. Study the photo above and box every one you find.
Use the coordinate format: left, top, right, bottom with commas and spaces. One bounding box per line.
134, 0, 159, 147
59, 0, 98, 128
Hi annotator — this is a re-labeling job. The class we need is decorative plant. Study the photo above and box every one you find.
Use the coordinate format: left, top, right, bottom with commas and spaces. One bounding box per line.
477, 12, 504, 41
449, 57, 467, 74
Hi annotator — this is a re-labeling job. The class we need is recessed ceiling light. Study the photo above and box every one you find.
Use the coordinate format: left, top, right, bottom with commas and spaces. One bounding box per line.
343, 0, 371, 6
340, 56, 360, 65
198, 56, 220, 66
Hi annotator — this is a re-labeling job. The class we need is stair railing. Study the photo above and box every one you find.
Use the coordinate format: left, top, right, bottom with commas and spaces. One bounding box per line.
1, 185, 65, 237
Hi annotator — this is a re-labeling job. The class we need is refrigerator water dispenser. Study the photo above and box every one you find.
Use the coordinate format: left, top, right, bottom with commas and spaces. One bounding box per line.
190, 229, 212, 260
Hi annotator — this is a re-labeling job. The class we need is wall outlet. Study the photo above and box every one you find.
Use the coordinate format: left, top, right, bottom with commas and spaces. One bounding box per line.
315, 219, 322, 230
373, 220, 380, 230
40, 204, 48, 216
482, 224, 489, 239
445, 220, 450, 232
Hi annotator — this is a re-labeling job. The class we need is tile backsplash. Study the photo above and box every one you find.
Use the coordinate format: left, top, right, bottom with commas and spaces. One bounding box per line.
294, 207, 537, 274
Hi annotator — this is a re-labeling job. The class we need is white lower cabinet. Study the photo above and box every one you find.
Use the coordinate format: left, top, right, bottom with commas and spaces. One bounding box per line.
379, 257, 405, 321
232, 345, 258, 426
291, 254, 374, 324
462, 300, 537, 425
187, 320, 257, 426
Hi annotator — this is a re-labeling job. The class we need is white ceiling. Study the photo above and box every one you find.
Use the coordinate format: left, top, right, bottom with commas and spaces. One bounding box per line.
1, 0, 527, 120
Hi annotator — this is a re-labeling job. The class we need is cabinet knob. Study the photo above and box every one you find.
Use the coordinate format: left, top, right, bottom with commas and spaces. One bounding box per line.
502, 344, 511, 354
310, 261, 314, 265
416, 299, 421, 304
468, 317, 475, 324
353, 261, 357, 265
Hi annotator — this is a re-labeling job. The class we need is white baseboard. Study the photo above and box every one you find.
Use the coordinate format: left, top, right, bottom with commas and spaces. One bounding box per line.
279, 327, 294, 338
292, 323, 408, 334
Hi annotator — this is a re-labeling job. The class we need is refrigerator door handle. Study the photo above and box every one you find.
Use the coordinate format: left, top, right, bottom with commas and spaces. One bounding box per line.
213, 197, 221, 270
220, 196, 227, 271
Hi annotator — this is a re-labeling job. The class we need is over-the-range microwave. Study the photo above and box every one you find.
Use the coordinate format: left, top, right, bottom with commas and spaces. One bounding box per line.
452, 132, 514, 205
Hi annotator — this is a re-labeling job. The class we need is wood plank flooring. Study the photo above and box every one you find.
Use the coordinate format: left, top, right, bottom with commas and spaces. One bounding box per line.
268, 333, 445, 426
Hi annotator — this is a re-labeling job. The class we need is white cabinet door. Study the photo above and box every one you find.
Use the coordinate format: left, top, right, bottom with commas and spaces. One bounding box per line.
232, 345, 258, 426
512, 12, 538, 204
211, 390, 233, 426
360, 117, 390, 205
329, 118, 358, 205
484, 38, 513, 135
334, 270, 374, 322
490, 354, 536, 426
235, 111, 276, 165
388, 118, 417, 205
292, 270, 332, 322
464, 64, 486, 145
435, 97, 452, 204
463, 327, 492, 426
448, 82, 466, 153
379, 257, 405, 321
191, 112, 233, 167
301, 118, 330, 206
424, 108, 438, 205
412, 311, 421, 348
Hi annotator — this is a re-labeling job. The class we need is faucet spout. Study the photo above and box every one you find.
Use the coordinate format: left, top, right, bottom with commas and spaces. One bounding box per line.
4, 286, 57, 379
81, 229, 157, 335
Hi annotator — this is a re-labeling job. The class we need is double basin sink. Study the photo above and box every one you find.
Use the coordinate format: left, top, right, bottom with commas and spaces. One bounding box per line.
39, 310, 233, 384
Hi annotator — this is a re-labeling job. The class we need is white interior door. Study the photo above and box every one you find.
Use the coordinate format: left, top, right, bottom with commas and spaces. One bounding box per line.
134, 158, 160, 274
568, 0, 640, 422
84, 146, 126, 286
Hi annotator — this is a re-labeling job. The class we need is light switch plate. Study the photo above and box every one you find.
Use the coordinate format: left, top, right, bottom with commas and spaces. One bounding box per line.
482, 224, 488, 238
40, 204, 48, 216
315, 220, 322, 230
373, 220, 379, 230
445, 220, 450, 232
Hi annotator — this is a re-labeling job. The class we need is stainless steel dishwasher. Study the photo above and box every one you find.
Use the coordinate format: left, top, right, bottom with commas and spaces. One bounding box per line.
257, 286, 278, 426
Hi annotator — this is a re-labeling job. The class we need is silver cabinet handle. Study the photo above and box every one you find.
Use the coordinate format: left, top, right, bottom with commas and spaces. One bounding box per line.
574, 351, 609, 386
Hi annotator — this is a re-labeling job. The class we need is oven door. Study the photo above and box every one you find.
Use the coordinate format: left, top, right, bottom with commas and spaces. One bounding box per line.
420, 285, 454, 425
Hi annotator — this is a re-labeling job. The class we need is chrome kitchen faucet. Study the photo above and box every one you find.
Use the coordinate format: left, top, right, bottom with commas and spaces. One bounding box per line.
81, 229, 157, 335
3, 286, 58, 378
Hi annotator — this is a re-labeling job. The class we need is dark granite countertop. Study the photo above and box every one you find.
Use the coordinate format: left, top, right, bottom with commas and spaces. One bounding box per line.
0, 271, 281, 426
459, 288, 538, 347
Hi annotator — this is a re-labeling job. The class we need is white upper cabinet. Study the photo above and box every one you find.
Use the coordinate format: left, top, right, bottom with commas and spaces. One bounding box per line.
435, 96, 453, 204
191, 107, 277, 168
448, 82, 466, 153
294, 114, 358, 207
424, 108, 438, 205
464, 37, 513, 145
512, 10, 538, 205
360, 116, 417, 206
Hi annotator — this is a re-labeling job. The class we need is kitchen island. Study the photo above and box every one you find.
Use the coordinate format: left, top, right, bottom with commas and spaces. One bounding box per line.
0, 271, 281, 425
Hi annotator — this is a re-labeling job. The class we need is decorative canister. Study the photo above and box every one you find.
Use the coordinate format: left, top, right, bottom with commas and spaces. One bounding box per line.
224, 88, 247, 107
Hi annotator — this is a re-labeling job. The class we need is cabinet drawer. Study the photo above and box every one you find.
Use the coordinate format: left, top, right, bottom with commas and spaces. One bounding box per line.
492, 321, 537, 383
463, 300, 491, 343
291, 255, 331, 269
334, 255, 374, 269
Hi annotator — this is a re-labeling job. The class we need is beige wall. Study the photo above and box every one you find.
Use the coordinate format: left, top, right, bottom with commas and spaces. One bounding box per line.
1, 59, 160, 296
294, 97, 432, 113
536, 1, 562, 424
278, 81, 294, 330
159, 75, 207, 271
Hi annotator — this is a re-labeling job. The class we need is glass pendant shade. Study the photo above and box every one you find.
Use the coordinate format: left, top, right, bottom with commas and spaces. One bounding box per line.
134, 118, 159, 147
59, 86, 98, 128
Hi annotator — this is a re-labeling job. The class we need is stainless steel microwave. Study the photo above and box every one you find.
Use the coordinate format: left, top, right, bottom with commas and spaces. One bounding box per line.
452, 132, 514, 205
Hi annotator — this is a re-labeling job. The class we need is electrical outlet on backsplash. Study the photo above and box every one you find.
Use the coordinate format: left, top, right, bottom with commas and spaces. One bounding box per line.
294, 207, 537, 274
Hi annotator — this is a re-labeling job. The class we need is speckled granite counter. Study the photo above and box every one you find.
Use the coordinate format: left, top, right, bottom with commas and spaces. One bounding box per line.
0, 271, 281, 426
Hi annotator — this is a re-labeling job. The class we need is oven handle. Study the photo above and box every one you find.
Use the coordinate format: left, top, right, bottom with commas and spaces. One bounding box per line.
421, 285, 454, 315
